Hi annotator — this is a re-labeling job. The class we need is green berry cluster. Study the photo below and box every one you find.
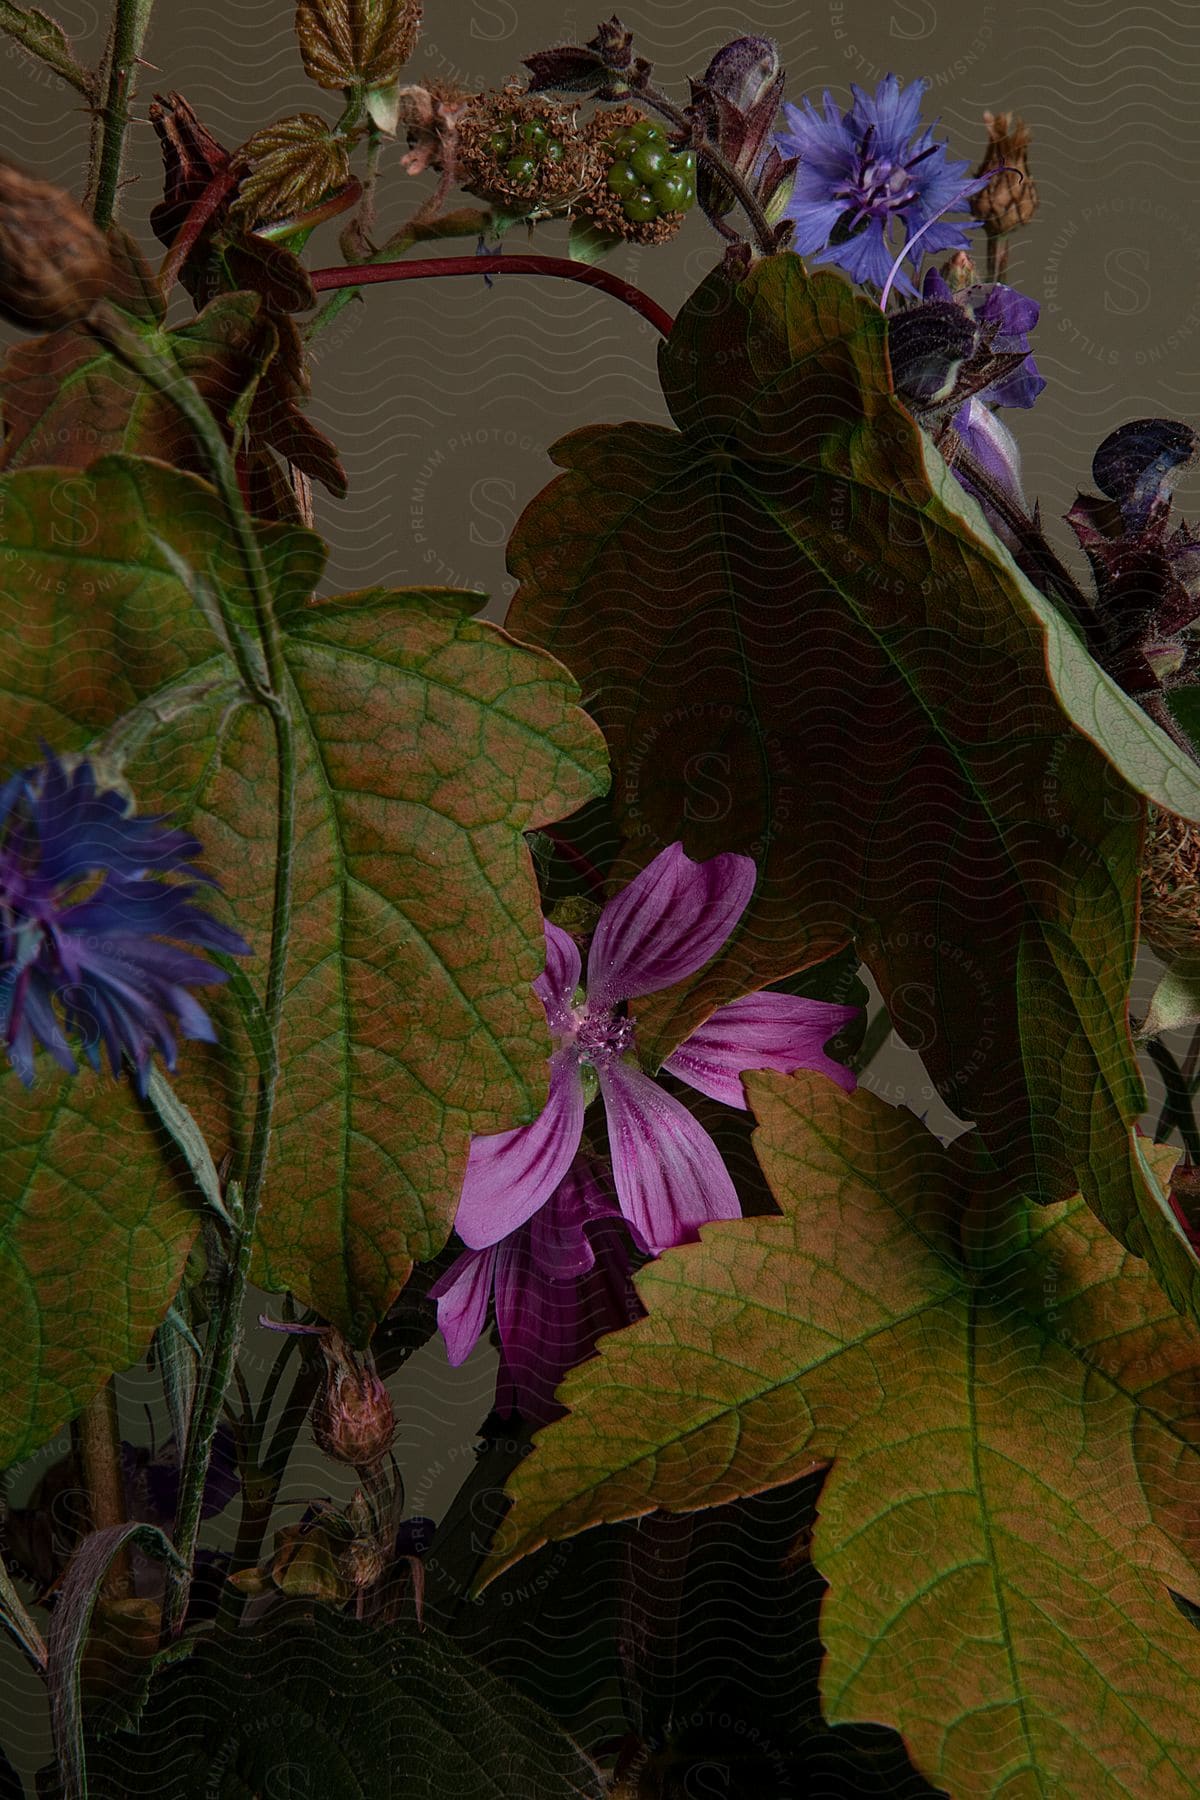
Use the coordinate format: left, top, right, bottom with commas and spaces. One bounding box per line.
603, 119, 696, 222
487, 114, 567, 185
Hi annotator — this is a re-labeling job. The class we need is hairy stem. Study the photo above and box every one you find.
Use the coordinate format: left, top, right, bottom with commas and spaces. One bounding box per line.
83, 309, 296, 1641
90, 0, 156, 230
75, 1384, 131, 1601
308, 254, 676, 338
0, 2, 96, 97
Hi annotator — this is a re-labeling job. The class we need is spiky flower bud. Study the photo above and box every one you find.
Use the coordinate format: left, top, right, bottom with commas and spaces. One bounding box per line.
457, 88, 588, 217
311, 1330, 395, 1468
0, 160, 111, 332
1141, 805, 1200, 957
578, 105, 695, 245
970, 110, 1038, 239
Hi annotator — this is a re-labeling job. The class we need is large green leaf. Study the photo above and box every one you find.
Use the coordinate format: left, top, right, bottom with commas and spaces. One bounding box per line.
166, 584, 608, 1327
83, 1603, 605, 1798
504, 252, 1200, 1323
0, 454, 605, 1467
487, 1076, 1200, 1798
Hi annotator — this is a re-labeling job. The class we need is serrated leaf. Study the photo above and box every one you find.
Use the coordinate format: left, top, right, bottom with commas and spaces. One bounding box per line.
0, 283, 346, 500
0, 457, 606, 1372
488, 1074, 1200, 1799
85, 1602, 604, 1797
235, 114, 351, 230
170, 585, 607, 1329
296, 0, 421, 90
505, 252, 1200, 1327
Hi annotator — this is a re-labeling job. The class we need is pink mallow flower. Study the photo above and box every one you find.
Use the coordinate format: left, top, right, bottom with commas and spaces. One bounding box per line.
453, 842, 859, 1256
430, 1160, 643, 1425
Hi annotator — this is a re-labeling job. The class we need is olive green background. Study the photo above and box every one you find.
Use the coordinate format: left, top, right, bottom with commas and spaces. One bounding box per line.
0, 0, 1196, 1786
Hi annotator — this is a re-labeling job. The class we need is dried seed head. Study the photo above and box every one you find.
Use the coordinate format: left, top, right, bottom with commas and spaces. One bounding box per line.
577, 105, 695, 246
0, 160, 111, 332
311, 1329, 396, 1468
1141, 804, 1200, 957
970, 110, 1038, 238
456, 87, 588, 215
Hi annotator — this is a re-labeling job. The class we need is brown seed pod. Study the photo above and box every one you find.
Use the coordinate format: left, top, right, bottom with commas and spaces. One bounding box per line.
970, 110, 1038, 239
311, 1329, 396, 1468
577, 105, 689, 247
0, 160, 111, 332
1141, 804, 1200, 956
456, 86, 588, 217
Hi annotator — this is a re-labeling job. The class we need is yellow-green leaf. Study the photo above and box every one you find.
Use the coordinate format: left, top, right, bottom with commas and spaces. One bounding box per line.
488, 1076, 1200, 1798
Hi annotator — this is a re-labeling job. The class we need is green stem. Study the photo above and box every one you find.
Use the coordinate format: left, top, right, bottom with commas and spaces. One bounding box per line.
0, 2, 96, 97
90, 0, 156, 230
81, 310, 296, 1642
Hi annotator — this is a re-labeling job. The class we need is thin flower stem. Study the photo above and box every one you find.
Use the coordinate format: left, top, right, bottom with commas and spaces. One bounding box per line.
83, 310, 297, 1642
0, 1547, 47, 1674
308, 254, 676, 338
90, 0, 156, 231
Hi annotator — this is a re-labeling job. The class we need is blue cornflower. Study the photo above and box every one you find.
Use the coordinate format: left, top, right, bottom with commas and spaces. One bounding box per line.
775, 74, 989, 296
0, 754, 250, 1093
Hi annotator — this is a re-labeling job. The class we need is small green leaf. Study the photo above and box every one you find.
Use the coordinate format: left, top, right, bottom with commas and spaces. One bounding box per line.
1136, 952, 1200, 1040
567, 217, 620, 265
84, 1603, 605, 1798
234, 115, 352, 230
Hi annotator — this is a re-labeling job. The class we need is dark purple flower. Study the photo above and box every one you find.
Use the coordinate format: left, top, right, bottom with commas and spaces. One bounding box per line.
452, 840, 859, 1256
0, 754, 249, 1093
431, 1160, 643, 1425
775, 75, 988, 296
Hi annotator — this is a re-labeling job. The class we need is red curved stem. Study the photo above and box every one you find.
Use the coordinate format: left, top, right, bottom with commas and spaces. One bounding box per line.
307, 254, 675, 339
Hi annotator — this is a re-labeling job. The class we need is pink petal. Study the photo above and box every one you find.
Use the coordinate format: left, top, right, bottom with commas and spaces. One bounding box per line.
452, 1049, 585, 1250
429, 1245, 498, 1365
597, 1056, 741, 1253
662, 992, 860, 1110
586, 842, 757, 1008
533, 920, 582, 1035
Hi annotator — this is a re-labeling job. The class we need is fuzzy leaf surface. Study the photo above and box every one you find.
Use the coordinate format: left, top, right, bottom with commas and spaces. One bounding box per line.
489, 1075, 1200, 1798
505, 252, 1200, 1322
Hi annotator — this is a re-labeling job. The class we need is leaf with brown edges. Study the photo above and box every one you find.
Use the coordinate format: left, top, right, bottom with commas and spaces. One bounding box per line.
486, 1075, 1200, 1797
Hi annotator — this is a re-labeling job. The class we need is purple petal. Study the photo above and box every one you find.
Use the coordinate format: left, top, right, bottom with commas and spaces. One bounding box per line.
452, 1049, 585, 1250
533, 920, 581, 1036
662, 992, 860, 1110
597, 1056, 741, 1252
526, 1157, 617, 1280
430, 1245, 498, 1365
586, 843, 756, 1009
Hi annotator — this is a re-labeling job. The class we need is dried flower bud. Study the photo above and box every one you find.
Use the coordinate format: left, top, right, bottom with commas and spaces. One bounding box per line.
457, 88, 589, 218
0, 160, 111, 331
940, 249, 977, 292
296, 0, 421, 89
311, 1329, 395, 1467
1141, 805, 1200, 957
577, 105, 695, 246
970, 110, 1038, 238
